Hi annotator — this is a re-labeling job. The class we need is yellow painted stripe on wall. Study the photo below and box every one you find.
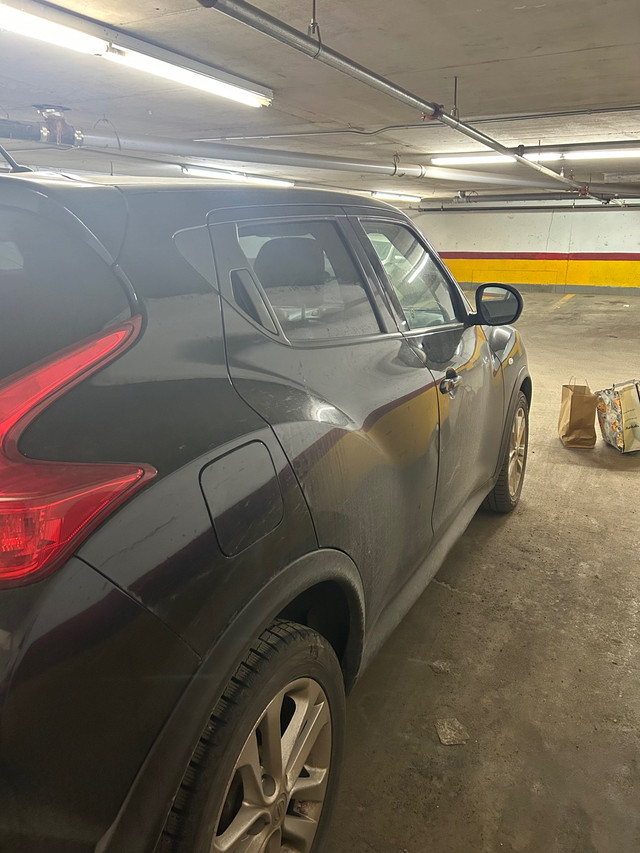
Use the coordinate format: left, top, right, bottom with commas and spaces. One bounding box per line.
442, 258, 640, 288
566, 260, 640, 287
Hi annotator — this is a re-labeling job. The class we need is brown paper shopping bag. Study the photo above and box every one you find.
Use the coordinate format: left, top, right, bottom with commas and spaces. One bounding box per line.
558, 381, 598, 447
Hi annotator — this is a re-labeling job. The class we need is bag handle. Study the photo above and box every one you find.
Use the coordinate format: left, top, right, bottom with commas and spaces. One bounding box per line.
568, 376, 591, 388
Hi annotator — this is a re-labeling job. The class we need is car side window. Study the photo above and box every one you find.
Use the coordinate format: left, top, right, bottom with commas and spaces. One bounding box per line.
361, 221, 458, 330
0, 207, 131, 382
235, 220, 381, 341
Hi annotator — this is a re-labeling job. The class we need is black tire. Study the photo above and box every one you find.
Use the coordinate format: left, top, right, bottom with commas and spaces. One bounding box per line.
160, 619, 345, 853
483, 391, 529, 513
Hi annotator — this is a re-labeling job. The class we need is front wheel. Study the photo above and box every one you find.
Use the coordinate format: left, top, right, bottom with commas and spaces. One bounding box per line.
161, 620, 345, 853
483, 391, 529, 513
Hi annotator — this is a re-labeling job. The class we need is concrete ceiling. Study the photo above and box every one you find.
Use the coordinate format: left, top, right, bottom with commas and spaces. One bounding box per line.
1, 0, 640, 200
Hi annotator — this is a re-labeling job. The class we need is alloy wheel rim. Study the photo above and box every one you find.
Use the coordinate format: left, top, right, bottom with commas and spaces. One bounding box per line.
211, 677, 332, 853
508, 405, 527, 498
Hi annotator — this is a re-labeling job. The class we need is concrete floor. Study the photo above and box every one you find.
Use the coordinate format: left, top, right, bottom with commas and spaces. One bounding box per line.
331, 292, 640, 853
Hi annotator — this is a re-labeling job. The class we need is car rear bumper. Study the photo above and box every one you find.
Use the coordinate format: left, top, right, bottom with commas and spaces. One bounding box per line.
0, 557, 198, 853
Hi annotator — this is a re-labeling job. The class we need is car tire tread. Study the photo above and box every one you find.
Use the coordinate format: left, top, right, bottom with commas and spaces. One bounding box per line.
483, 390, 529, 514
158, 618, 344, 853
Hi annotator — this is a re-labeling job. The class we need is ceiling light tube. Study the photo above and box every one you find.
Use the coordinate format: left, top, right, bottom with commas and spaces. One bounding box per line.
432, 149, 640, 166
182, 166, 247, 180
102, 47, 270, 107
564, 149, 640, 161
182, 166, 293, 187
0, 0, 272, 107
0, 4, 106, 53
523, 152, 563, 162
245, 175, 295, 187
431, 154, 516, 166
431, 153, 561, 165
371, 191, 422, 202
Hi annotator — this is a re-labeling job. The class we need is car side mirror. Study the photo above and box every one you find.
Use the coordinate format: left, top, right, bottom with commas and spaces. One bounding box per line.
473, 283, 523, 326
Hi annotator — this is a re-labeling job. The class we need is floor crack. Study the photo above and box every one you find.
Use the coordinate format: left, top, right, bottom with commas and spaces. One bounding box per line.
433, 578, 483, 601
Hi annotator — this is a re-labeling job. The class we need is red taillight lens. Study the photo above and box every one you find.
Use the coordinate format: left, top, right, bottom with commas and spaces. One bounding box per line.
0, 317, 156, 587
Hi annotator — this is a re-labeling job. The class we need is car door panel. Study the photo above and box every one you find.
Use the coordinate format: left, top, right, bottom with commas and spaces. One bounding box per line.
351, 214, 505, 536
411, 323, 504, 535
209, 213, 440, 627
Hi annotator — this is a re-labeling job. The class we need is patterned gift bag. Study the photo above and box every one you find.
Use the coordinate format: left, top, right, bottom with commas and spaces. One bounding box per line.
595, 380, 640, 453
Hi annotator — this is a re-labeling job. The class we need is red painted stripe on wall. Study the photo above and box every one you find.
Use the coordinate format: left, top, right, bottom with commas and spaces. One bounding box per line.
439, 251, 640, 261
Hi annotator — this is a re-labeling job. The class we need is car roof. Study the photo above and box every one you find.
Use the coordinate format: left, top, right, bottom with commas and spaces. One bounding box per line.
0, 170, 400, 213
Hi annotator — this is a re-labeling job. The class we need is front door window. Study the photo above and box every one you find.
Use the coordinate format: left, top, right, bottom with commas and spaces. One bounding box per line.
361, 221, 457, 330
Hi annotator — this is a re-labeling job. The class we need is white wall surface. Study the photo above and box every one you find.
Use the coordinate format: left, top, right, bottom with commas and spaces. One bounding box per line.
410, 209, 640, 255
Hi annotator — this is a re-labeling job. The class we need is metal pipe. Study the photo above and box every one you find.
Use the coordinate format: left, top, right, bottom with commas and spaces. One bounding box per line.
1, 119, 630, 196
77, 131, 562, 188
419, 201, 640, 212
0, 118, 564, 187
454, 192, 583, 203
448, 190, 640, 203
198, 0, 441, 114
80, 130, 426, 176
197, 104, 640, 143
197, 0, 592, 194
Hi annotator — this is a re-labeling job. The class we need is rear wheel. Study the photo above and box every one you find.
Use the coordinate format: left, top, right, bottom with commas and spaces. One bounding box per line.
484, 391, 529, 513
161, 620, 345, 853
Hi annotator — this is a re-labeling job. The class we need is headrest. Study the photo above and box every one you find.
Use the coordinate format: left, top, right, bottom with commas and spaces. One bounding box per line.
253, 237, 326, 290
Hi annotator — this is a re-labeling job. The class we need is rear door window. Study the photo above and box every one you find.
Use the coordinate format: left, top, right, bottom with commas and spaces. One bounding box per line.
0, 207, 131, 382
236, 220, 382, 341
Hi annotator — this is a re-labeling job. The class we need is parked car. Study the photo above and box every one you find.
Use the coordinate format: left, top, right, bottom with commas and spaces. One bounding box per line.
0, 174, 530, 853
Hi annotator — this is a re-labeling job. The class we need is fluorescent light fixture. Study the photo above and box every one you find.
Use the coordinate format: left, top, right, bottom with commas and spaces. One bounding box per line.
182, 166, 246, 180
0, 4, 105, 53
242, 175, 294, 187
431, 152, 560, 165
371, 191, 422, 202
102, 48, 270, 108
564, 149, 640, 161
432, 149, 640, 166
523, 152, 563, 162
182, 166, 293, 187
431, 154, 516, 166
0, 1, 272, 108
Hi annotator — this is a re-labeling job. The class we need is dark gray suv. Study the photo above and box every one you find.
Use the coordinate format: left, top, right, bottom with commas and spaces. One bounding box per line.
0, 174, 530, 853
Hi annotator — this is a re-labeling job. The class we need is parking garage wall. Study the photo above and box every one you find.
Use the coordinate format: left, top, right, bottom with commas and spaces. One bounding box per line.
411, 209, 640, 291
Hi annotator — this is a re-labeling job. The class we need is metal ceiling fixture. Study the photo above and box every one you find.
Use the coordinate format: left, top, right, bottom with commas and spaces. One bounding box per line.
196, 0, 600, 198
34, 106, 82, 145
307, 0, 321, 43
0, 0, 273, 108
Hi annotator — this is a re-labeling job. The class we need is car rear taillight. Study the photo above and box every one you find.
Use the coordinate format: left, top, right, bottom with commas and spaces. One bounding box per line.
0, 316, 156, 588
